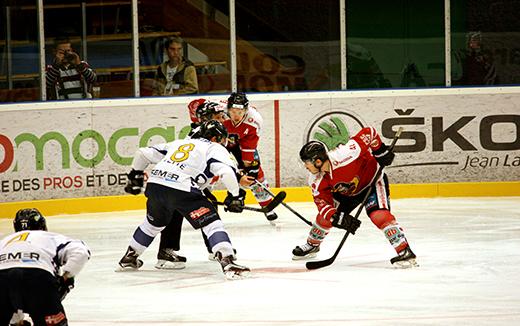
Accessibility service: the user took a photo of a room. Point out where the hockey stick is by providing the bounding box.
[306,127,403,270]
[253,180,312,226]
[216,190,287,213]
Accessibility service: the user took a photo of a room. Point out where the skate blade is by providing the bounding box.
[392,258,419,269]
[292,252,317,261]
[154,261,186,270]
[224,270,251,280]
[115,264,141,272]
[115,259,143,272]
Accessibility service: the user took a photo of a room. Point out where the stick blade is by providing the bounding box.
[263,191,286,212]
[305,258,333,270]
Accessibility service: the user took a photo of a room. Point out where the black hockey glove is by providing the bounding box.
[124,169,144,195]
[331,212,361,234]
[224,191,245,213]
[373,143,395,167]
[57,276,75,301]
[243,160,260,179]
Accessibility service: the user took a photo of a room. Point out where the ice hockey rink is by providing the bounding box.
[1,197,519,326]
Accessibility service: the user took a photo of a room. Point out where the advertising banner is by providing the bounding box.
[280,93,520,185]
[1,90,519,203]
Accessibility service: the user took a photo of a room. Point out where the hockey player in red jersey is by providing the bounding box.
[223,92,278,223]
[293,127,417,268]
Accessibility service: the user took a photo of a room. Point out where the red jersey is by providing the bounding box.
[308,127,384,222]
[222,106,263,162]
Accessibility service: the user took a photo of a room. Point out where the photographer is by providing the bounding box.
[46,36,97,100]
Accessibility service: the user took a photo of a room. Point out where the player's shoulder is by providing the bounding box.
[328,140,360,163]
[207,142,234,163]
[242,108,262,129]
[246,106,262,120]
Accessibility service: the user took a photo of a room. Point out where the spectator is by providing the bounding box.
[46,37,97,100]
[454,31,498,86]
[152,36,198,96]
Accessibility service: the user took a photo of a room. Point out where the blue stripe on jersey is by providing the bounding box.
[53,241,72,275]
[205,158,237,177]
[207,231,231,249]
[151,147,167,155]
[190,186,203,195]
[133,227,155,247]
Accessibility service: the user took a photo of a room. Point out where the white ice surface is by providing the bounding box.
[1,197,519,326]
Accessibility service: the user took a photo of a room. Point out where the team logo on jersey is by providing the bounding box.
[332,155,353,166]
[332,177,359,195]
[359,134,371,145]
[190,207,211,220]
[304,110,365,150]
[45,312,66,325]
[0,252,40,262]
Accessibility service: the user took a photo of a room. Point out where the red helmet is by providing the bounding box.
[188,98,207,123]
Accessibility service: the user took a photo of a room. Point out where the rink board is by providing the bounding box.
[0,181,519,218]
[0,87,519,206]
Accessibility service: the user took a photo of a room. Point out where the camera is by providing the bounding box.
[64,52,76,63]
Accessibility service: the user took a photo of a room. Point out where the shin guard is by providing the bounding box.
[369,210,409,253]
[307,222,330,246]
[250,178,272,207]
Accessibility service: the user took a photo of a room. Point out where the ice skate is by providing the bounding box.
[155,248,187,270]
[390,247,418,268]
[292,242,320,260]
[216,251,250,280]
[117,246,143,271]
[208,248,237,261]
[265,211,278,225]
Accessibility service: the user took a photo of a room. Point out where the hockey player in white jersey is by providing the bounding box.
[118,120,250,279]
[0,208,91,326]
[151,100,252,269]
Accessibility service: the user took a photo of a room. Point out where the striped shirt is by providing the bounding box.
[46,62,97,100]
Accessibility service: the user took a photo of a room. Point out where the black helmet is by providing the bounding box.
[299,141,328,163]
[200,120,228,143]
[227,92,249,110]
[14,208,47,232]
[196,102,225,122]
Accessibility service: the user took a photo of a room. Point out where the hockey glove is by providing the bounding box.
[331,212,361,234]
[243,160,260,179]
[124,169,144,195]
[224,191,245,213]
[57,275,75,301]
[373,143,395,167]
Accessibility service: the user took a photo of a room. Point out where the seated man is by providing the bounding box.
[152,36,198,96]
